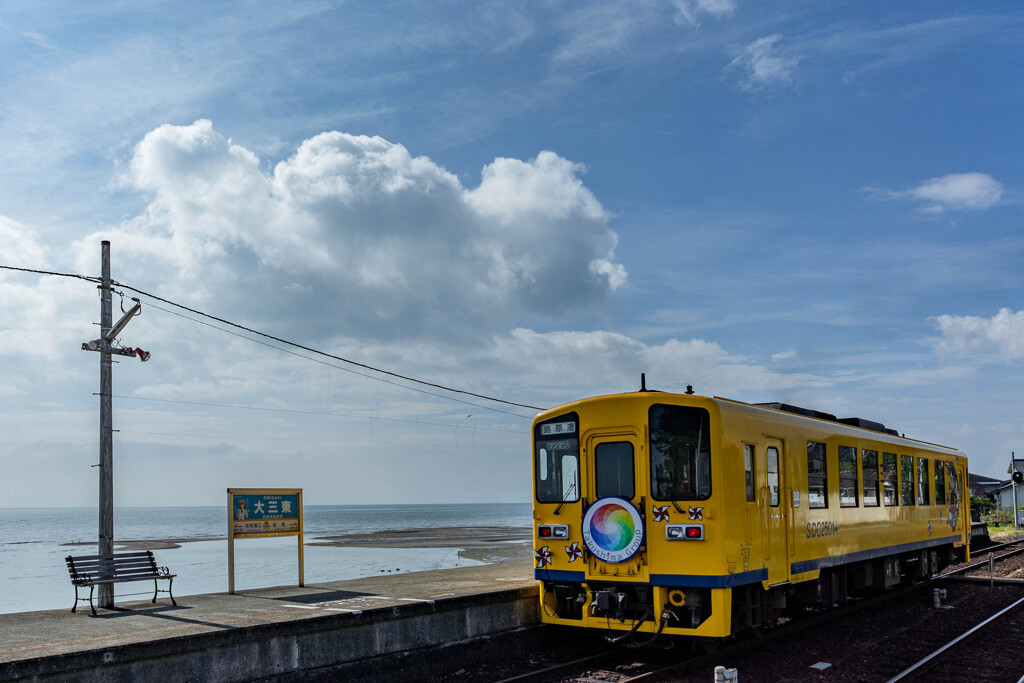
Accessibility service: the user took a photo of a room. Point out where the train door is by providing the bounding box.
[764,438,790,585]
[582,430,649,581]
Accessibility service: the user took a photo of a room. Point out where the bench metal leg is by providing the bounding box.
[88,584,97,616]
[151,578,177,607]
[72,586,79,613]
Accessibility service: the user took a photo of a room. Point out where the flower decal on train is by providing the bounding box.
[565,542,583,563]
[535,546,552,569]
[688,506,704,521]
[947,481,960,531]
[581,497,644,563]
[653,505,670,522]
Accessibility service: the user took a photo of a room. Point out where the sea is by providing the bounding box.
[0,503,531,615]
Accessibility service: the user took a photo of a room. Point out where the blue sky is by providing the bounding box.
[1,1,1021,507]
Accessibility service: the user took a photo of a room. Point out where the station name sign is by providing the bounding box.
[227,488,304,593]
[229,490,301,537]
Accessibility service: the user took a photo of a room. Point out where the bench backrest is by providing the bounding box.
[65,551,159,583]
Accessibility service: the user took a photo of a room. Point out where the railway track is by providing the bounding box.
[885,593,1024,682]
[486,576,1024,682]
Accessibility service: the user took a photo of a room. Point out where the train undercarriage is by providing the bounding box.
[543,543,968,642]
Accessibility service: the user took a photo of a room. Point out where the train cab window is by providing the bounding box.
[900,455,915,506]
[649,404,712,501]
[744,444,756,502]
[838,445,858,507]
[917,458,930,505]
[807,441,828,509]
[882,452,898,506]
[595,442,635,499]
[862,449,879,507]
[767,446,780,507]
[535,414,580,504]
[934,462,947,505]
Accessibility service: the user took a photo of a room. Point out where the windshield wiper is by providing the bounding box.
[554,479,577,516]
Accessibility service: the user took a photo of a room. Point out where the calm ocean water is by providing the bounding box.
[0,503,531,615]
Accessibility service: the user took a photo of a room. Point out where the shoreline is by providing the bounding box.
[59,525,533,561]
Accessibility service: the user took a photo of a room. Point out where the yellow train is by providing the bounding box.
[532,387,970,640]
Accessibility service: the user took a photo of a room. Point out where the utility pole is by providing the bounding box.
[98,241,114,607]
[1013,452,1023,529]
[81,240,150,609]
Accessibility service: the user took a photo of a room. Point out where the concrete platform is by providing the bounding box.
[0,561,538,681]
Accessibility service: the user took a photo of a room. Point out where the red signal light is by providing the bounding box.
[539,527,552,537]
[685,526,702,539]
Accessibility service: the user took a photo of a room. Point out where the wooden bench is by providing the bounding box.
[65,551,176,615]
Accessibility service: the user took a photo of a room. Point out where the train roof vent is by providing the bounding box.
[838,417,899,436]
[755,402,837,421]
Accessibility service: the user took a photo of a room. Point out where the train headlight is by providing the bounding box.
[538,524,570,539]
[665,524,704,541]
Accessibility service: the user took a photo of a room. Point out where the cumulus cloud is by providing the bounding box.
[672,0,736,27]
[0,218,94,364]
[727,35,800,92]
[96,120,626,343]
[932,308,1024,360]
[489,328,828,402]
[0,216,47,267]
[863,173,1002,213]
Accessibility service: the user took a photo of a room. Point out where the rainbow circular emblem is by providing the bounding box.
[581,497,645,563]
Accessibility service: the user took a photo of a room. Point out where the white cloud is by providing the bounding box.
[909,173,1003,213]
[672,0,736,27]
[932,308,1024,360]
[727,35,800,92]
[864,173,1003,213]
[772,349,798,361]
[90,120,627,343]
[0,216,47,267]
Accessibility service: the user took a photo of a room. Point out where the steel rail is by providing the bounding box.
[939,541,1024,578]
[885,594,1024,683]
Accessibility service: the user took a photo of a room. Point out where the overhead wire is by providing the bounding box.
[112,394,522,433]
[1,262,547,416]
[142,301,533,419]
[114,281,545,413]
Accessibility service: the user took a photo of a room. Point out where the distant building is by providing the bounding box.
[970,472,1004,500]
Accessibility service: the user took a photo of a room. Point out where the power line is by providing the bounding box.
[116,428,522,456]
[114,281,545,412]
[113,394,524,433]
[0,264,100,284]
[142,301,533,419]
[0,262,546,414]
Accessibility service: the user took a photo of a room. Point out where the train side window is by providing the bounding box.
[934,462,947,505]
[649,404,712,501]
[882,452,898,506]
[917,457,929,505]
[862,449,879,507]
[767,446,780,507]
[900,455,915,506]
[595,442,635,499]
[838,445,858,507]
[744,444,756,502]
[807,441,828,509]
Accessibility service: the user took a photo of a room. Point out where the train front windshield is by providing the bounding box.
[535,414,580,503]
